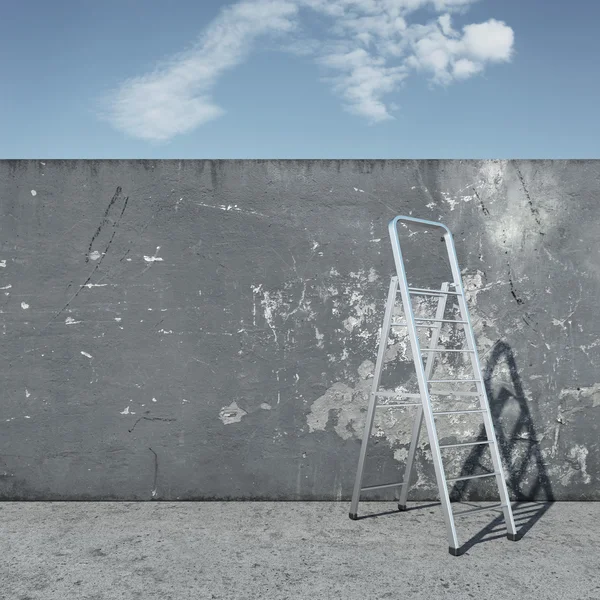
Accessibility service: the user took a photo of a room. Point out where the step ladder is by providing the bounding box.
[349,216,519,556]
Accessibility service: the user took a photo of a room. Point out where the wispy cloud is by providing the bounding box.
[100,0,299,141]
[101,0,514,141]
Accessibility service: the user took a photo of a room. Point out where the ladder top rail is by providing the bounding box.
[389,215,452,237]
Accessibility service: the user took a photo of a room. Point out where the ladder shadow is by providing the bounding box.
[351,502,441,520]
[447,340,555,554]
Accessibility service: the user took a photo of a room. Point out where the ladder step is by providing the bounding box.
[408,287,463,297]
[439,440,494,449]
[428,379,480,383]
[421,348,474,353]
[446,472,499,483]
[415,318,468,324]
[361,481,407,492]
[433,409,485,415]
[374,391,421,398]
[376,403,421,408]
[452,503,506,517]
[390,322,436,329]
[429,390,481,396]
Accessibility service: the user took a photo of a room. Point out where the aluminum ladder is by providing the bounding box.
[349,215,519,556]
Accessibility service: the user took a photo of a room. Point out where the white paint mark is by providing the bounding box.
[21,302,29,309]
[260,403,272,410]
[115,317,122,322]
[144,246,163,262]
[315,327,324,349]
[157,329,173,334]
[0,261,6,268]
[276,371,281,404]
[219,401,247,424]
[151,489,158,498]
[31,190,37,196]
[195,201,267,218]
[85,283,107,288]
[65,317,81,325]
[24,415,31,419]
[25,389,30,398]
[152,397,157,403]
[312,241,319,251]
[120,406,130,415]
[89,250,101,261]
[0,284,11,289]
[81,351,92,359]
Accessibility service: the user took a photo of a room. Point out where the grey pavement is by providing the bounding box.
[0,501,598,599]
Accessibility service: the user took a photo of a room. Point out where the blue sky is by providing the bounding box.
[1,0,599,158]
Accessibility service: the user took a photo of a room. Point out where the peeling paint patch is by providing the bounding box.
[120,406,131,415]
[260,403,272,410]
[560,384,600,408]
[569,446,592,484]
[219,401,247,424]
[89,250,101,261]
[65,317,81,325]
[21,302,29,309]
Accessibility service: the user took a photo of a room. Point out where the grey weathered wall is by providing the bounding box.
[0,160,598,501]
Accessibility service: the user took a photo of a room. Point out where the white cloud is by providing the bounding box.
[101,0,298,141]
[101,0,514,141]
[405,15,514,84]
[319,47,407,121]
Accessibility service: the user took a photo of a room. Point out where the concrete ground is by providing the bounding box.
[0,501,598,600]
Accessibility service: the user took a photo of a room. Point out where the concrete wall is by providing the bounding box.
[0,160,598,501]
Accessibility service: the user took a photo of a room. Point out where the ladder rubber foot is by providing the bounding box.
[448,547,464,557]
[349,513,358,520]
[398,504,407,512]
[507,533,520,541]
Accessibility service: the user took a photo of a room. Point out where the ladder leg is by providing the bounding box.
[389,230,460,551]
[349,276,399,520]
[398,283,449,510]
[444,234,518,541]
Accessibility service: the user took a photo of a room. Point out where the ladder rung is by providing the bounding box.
[408,287,463,297]
[415,318,468,324]
[453,503,506,517]
[446,472,499,483]
[374,391,421,398]
[433,409,485,415]
[361,481,407,492]
[390,322,435,329]
[428,379,479,383]
[421,348,474,353]
[376,403,421,408]
[429,390,480,396]
[439,440,494,449]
